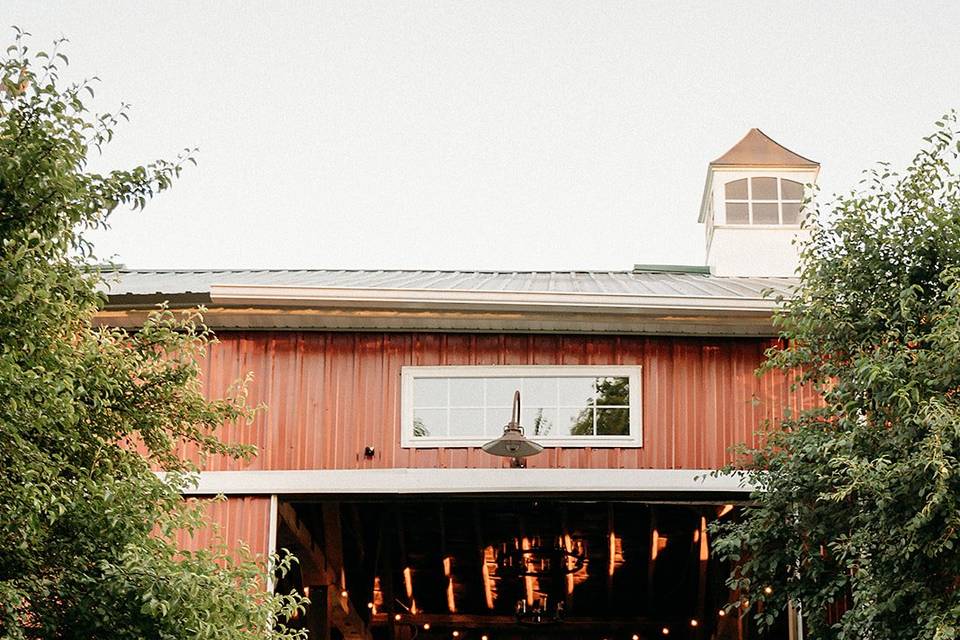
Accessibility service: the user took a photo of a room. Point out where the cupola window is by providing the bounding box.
[724,177,804,225]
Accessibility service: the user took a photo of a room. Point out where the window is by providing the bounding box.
[400,366,642,448]
[724,177,804,225]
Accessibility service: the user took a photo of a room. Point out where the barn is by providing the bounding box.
[99,130,818,640]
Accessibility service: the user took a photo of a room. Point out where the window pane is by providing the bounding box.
[724,178,747,200]
[449,378,483,407]
[752,202,779,224]
[559,406,594,436]
[782,202,801,224]
[751,177,778,200]
[596,408,630,436]
[485,405,513,436]
[781,179,804,200]
[485,378,522,406]
[594,377,629,405]
[414,378,446,407]
[523,377,557,407]
[414,408,446,437]
[449,408,483,437]
[558,377,596,407]
[726,202,749,224]
[522,407,557,437]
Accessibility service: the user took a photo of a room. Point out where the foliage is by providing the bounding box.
[0,29,306,639]
[712,113,960,639]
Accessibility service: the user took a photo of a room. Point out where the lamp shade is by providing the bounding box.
[481,426,544,458]
[481,389,544,460]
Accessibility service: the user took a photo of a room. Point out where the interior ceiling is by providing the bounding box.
[279,498,781,640]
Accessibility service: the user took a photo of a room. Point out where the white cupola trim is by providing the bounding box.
[699,129,820,277]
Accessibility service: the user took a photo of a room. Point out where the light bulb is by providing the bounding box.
[423,623,431,630]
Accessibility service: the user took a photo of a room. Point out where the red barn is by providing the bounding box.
[99,130,818,640]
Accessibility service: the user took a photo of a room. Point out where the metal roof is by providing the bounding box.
[101,268,797,301]
[710,128,819,168]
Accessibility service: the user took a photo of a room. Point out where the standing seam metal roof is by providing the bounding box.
[100,269,797,300]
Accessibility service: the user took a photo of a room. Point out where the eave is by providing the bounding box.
[98,284,782,336]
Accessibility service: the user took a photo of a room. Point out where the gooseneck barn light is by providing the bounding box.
[481,390,544,465]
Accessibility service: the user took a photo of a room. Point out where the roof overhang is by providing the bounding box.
[97,283,782,336]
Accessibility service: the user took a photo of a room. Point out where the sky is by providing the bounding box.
[7,1,960,271]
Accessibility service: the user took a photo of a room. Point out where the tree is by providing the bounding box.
[712,113,960,639]
[0,30,305,638]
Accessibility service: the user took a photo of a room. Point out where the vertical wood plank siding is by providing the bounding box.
[184,332,814,471]
[173,496,273,558]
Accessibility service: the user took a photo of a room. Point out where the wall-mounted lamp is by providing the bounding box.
[481,390,543,467]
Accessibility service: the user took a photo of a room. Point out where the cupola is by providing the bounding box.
[698,129,819,277]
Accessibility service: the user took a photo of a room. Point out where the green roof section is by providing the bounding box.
[632,264,711,274]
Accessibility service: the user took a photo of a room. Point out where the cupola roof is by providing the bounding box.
[710,128,818,168]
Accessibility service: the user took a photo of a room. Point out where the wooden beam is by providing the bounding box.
[277,502,371,640]
[439,504,457,614]
[370,612,683,630]
[473,505,494,610]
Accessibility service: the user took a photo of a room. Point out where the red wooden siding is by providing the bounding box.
[184,332,815,471]
[174,496,273,558]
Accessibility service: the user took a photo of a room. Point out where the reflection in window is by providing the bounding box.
[403,368,640,446]
[723,177,804,225]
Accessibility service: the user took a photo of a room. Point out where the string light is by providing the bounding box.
[481,635,489,640]
[718,608,726,617]
[367,602,374,609]
[661,627,670,635]
[340,589,348,598]
[394,614,402,622]
[452,631,460,638]
[690,619,699,627]
[632,635,640,640]
[423,623,431,630]
[763,586,773,595]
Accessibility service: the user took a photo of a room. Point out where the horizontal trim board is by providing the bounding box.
[172,469,752,496]
[209,284,779,313]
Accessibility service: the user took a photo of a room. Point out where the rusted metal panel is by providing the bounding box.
[180,332,810,472]
[174,496,272,558]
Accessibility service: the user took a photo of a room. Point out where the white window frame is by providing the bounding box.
[723,175,805,226]
[400,365,643,449]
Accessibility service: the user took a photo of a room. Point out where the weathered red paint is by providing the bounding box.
[179,332,814,472]
[174,496,273,558]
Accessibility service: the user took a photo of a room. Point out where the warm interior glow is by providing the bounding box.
[608,532,617,576]
[443,556,457,613]
[563,534,575,595]
[718,504,734,517]
[651,529,668,560]
[482,546,495,609]
[521,537,534,606]
[698,516,709,561]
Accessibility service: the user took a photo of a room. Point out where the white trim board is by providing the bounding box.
[174,469,752,496]
[209,284,778,314]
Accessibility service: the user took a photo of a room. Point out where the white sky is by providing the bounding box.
[8,1,960,270]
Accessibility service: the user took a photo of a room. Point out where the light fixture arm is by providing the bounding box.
[511,389,521,429]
